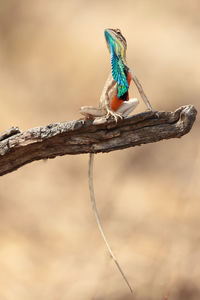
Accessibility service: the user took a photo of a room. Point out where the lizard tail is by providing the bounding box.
[88,153,133,293]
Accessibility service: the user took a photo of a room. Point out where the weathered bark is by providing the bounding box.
[0,105,197,176]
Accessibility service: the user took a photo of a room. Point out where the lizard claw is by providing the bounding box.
[106,108,123,123]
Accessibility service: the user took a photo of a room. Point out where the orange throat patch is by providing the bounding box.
[110,71,131,112]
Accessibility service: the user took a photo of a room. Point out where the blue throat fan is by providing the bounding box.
[111,49,129,98]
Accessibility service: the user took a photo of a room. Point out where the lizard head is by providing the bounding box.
[104,28,127,62]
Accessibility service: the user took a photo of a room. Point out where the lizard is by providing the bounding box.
[80,28,153,121]
[80,28,154,294]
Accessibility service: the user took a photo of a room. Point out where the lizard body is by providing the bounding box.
[81,29,154,294]
[80,28,153,120]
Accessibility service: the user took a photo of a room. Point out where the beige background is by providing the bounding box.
[0,1,199,299]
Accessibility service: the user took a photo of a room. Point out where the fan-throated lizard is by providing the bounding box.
[80,28,154,294]
[80,28,153,120]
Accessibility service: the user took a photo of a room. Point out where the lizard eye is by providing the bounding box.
[115,29,121,34]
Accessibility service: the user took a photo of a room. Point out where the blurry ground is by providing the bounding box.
[0,0,200,299]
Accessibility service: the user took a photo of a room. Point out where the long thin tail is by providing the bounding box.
[88,153,133,293]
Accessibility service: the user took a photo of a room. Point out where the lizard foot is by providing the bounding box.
[106,108,123,123]
[145,108,159,118]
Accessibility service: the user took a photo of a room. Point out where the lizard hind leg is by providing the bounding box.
[80,106,106,118]
[116,98,139,117]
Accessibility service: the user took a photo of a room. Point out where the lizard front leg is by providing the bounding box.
[129,68,154,111]
[102,74,124,122]
[79,74,117,120]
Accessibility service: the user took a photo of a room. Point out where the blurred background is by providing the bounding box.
[0,0,199,299]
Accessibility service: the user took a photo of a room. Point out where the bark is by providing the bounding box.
[0,105,197,176]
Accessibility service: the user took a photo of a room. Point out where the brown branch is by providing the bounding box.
[0,105,197,176]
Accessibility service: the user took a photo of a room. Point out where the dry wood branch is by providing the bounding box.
[0,105,197,176]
